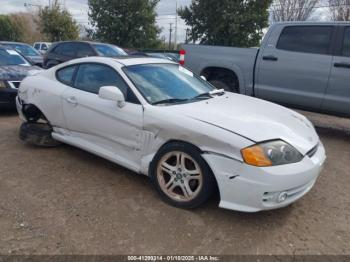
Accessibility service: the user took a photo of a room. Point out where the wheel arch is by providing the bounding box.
[22,103,49,123]
[200,66,240,92]
[148,139,220,197]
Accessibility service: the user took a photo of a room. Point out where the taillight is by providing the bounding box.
[179,49,186,65]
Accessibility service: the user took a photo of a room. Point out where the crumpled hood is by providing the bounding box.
[0,65,41,80]
[165,93,319,155]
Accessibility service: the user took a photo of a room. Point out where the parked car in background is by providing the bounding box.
[33,42,51,54]
[43,41,127,69]
[16,56,325,212]
[183,22,350,117]
[123,48,148,56]
[0,46,41,109]
[0,41,43,67]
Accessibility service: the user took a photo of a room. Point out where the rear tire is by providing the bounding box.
[150,142,215,209]
[19,122,61,147]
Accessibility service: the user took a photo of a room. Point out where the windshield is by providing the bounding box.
[123,64,215,105]
[93,44,127,57]
[0,49,30,66]
[4,43,40,56]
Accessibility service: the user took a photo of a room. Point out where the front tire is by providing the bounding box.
[150,142,215,209]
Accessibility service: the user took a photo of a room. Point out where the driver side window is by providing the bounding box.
[73,63,139,104]
[74,63,127,95]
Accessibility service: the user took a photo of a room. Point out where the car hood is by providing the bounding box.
[163,93,319,155]
[0,65,41,80]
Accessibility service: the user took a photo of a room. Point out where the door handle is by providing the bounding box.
[334,62,350,69]
[66,97,78,105]
[263,55,278,61]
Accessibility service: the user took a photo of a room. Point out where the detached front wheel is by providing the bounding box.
[150,143,215,209]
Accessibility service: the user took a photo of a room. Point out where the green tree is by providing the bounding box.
[37,0,79,42]
[88,0,161,48]
[179,0,272,47]
[0,15,23,41]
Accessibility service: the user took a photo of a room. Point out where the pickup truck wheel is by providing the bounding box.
[209,80,238,93]
[19,122,61,147]
[150,142,216,209]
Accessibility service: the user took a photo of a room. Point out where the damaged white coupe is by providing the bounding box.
[16,57,326,212]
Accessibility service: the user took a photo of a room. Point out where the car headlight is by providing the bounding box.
[0,81,7,89]
[241,140,303,167]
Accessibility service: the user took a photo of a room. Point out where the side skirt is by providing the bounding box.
[52,132,141,174]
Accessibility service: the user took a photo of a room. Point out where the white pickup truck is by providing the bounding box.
[183,22,350,117]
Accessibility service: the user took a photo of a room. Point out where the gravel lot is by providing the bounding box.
[0,110,349,255]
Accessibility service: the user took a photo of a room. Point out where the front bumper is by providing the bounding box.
[0,88,18,109]
[203,142,326,212]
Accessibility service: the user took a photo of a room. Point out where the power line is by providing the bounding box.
[157,13,177,16]
[270,3,350,12]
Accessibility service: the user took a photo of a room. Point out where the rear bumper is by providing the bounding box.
[0,88,17,109]
[203,142,326,212]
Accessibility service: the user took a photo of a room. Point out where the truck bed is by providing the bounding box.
[183,44,259,95]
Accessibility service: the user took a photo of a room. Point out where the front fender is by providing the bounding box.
[139,106,253,175]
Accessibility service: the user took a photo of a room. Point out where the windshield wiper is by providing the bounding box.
[191,89,225,100]
[152,98,189,105]
[152,89,225,105]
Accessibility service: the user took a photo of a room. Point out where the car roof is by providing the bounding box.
[62,56,177,67]
[53,41,116,46]
[113,56,177,66]
[0,41,29,45]
[0,44,15,50]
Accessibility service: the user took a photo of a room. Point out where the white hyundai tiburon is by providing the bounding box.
[16,57,326,212]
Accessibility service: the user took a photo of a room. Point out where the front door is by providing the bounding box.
[61,63,144,170]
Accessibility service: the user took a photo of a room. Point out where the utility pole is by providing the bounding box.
[185,28,190,44]
[174,0,178,50]
[162,36,166,50]
[169,23,173,50]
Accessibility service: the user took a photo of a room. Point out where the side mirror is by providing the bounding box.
[200,75,207,81]
[99,86,126,108]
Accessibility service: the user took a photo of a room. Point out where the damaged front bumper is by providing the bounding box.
[203,142,326,212]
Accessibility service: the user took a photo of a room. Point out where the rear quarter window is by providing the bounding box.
[56,65,77,85]
[52,43,75,56]
[277,26,334,55]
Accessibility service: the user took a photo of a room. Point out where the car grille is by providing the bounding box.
[7,81,21,89]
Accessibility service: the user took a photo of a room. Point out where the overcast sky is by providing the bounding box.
[0,0,191,43]
[1,0,330,43]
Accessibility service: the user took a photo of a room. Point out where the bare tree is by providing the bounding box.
[329,0,350,21]
[271,0,320,22]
